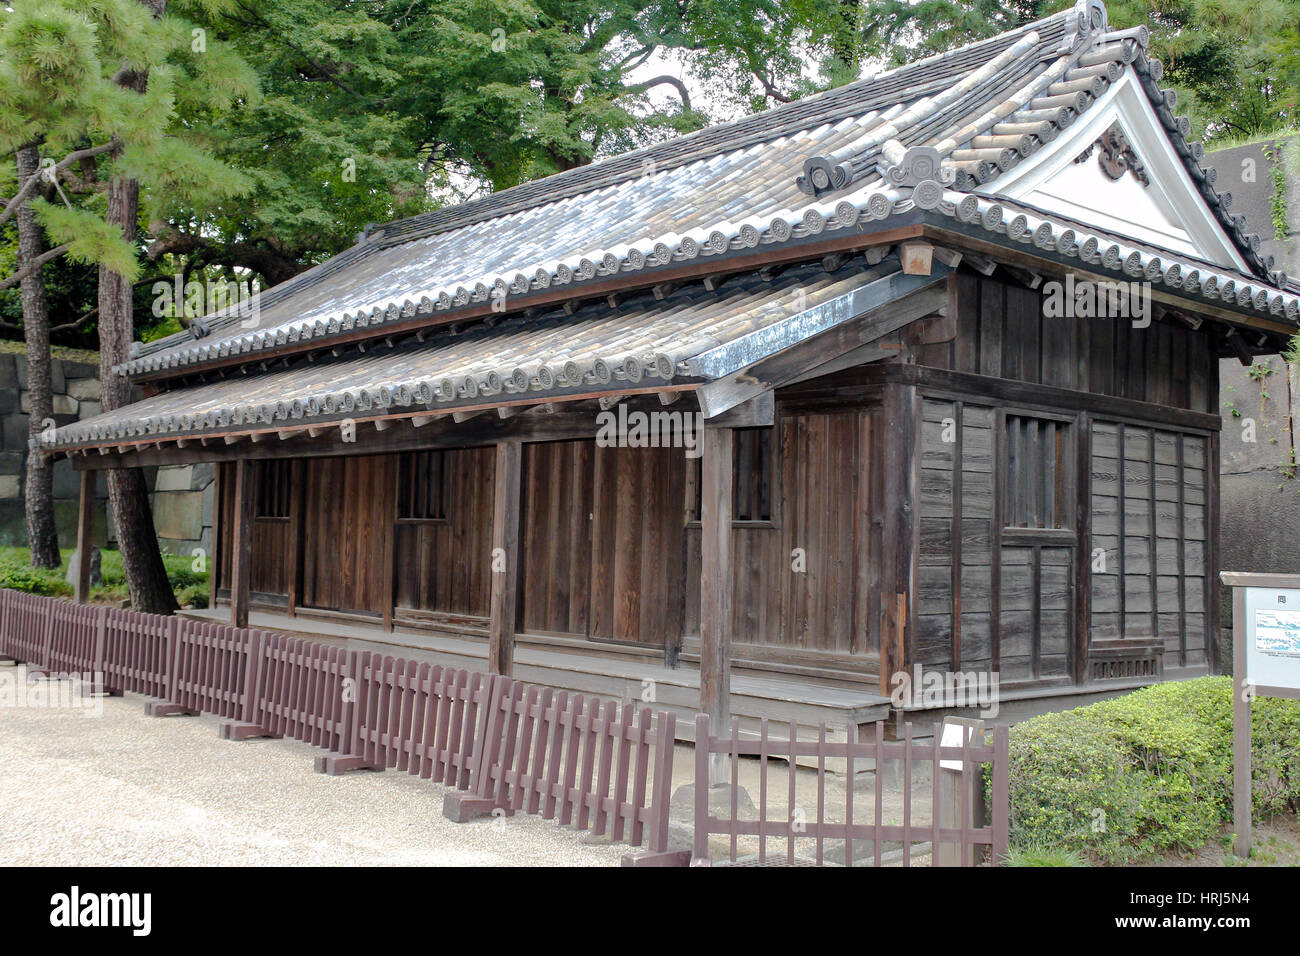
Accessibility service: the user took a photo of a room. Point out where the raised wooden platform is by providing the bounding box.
[183,607,892,740]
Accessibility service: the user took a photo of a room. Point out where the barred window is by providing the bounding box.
[397,450,448,521]
[687,427,776,524]
[1003,414,1073,529]
[255,460,293,519]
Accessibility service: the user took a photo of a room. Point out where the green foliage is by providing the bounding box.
[870,1,1300,144]
[1264,142,1290,239]
[174,583,209,609]
[0,546,207,605]
[31,199,142,281]
[1003,843,1088,866]
[0,549,72,597]
[0,0,257,348]
[1000,678,1300,863]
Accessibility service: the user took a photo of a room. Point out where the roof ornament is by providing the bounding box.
[882,146,956,189]
[1073,121,1150,186]
[1061,0,1108,50]
[796,156,851,196]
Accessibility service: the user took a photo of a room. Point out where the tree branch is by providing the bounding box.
[622,74,693,112]
[0,140,118,229]
[0,244,71,292]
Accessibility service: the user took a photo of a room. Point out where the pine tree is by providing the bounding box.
[0,0,254,612]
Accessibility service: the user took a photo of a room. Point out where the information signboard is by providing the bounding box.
[1221,572,1300,859]
[1242,586,1300,691]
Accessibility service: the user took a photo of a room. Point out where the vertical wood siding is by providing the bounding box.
[937,273,1216,413]
[682,408,880,660]
[1089,422,1208,665]
[299,454,397,616]
[392,445,495,617]
[520,440,685,647]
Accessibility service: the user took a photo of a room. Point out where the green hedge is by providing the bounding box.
[1002,677,1300,863]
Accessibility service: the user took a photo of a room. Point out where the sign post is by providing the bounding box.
[1221,571,1300,859]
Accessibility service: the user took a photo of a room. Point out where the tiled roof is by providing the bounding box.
[54,260,936,447]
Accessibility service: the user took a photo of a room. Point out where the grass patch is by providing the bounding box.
[0,546,208,607]
[1003,844,1088,867]
[0,337,99,366]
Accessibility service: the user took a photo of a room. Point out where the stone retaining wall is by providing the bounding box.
[0,350,212,556]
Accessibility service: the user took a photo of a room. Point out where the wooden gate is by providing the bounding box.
[691,715,1008,867]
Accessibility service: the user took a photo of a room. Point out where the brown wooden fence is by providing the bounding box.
[232,634,356,751]
[456,677,680,856]
[691,714,1008,866]
[320,654,488,791]
[0,589,680,861]
[0,589,1007,868]
[102,606,173,698]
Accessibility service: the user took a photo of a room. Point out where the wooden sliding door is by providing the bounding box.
[299,454,397,617]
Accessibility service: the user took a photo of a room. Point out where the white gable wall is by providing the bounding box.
[993,73,1250,272]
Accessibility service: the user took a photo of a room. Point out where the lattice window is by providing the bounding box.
[1003,414,1073,530]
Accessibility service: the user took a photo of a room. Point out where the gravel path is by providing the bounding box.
[0,666,625,867]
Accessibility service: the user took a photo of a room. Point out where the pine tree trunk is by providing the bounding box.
[98,166,177,614]
[15,146,61,569]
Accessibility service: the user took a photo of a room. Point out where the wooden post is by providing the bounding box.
[699,425,733,785]
[381,457,397,632]
[209,463,222,609]
[1073,411,1092,684]
[229,458,255,629]
[879,383,917,695]
[286,459,303,617]
[1232,582,1251,858]
[74,470,95,604]
[488,439,523,676]
[936,717,983,866]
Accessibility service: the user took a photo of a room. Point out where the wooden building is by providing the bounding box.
[43,2,1299,730]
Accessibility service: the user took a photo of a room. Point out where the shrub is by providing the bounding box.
[1001,677,1300,863]
[175,583,209,609]
[0,546,207,605]
[0,552,71,597]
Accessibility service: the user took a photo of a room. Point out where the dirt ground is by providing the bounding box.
[0,665,625,867]
[1148,816,1300,867]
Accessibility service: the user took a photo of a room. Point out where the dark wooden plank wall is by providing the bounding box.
[682,408,880,662]
[299,454,397,616]
[393,446,494,617]
[914,395,1211,684]
[215,401,887,670]
[216,460,293,600]
[931,273,1217,413]
[1089,422,1208,666]
[520,440,686,647]
[916,399,998,674]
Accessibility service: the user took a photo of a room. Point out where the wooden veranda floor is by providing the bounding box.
[182,607,892,739]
